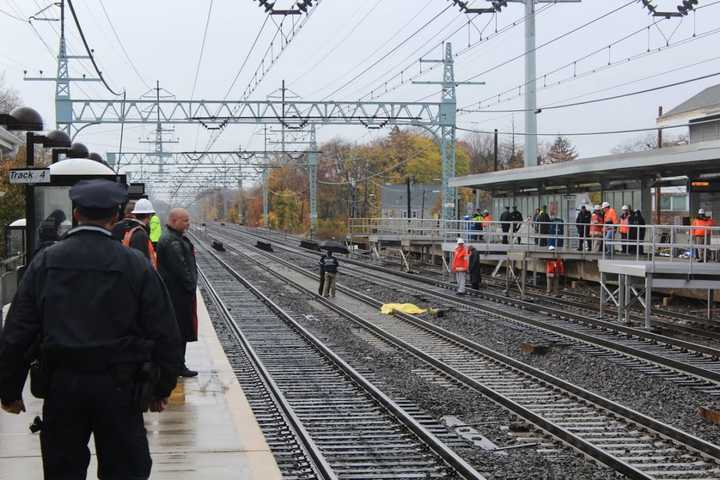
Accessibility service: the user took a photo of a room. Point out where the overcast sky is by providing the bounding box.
[1,0,719,196]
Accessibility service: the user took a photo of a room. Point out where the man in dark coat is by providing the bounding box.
[468,245,482,290]
[157,208,199,378]
[0,179,182,480]
[629,209,646,256]
[575,205,592,251]
[510,206,523,243]
[112,198,157,263]
[537,206,551,247]
[499,206,512,244]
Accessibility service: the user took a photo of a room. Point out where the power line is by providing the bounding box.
[0,6,25,22]
[65,0,121,96]
[462,0,637,83]
[222,14,270,101]
[190,0,214,101]
[321,4,453,100]
[460,71,720,113]
[97,0,151,91]
[457,116,720,137]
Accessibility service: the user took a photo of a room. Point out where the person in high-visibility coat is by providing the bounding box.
[546,246,564,295]
[691,209,714,260]
[618,205,631,254]
[589,205,604,252]
[149,214,162,247]
[451,238,469,295]
[602,202,618,255]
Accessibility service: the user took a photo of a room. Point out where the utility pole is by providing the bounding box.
[505,0,582,167]
[263,125,269,227]
[493,128,499,171]
[656,105,663,224]
[406,176,412,219]
[308,125,318,237]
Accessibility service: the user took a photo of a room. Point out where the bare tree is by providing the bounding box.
[0,73,21,113]
[611,133,689,154]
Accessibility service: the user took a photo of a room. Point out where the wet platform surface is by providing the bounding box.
[0,292,281,480]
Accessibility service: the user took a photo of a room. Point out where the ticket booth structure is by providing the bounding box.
[12,158,126,265]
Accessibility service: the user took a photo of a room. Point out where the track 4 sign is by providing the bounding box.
[8,168,51,184]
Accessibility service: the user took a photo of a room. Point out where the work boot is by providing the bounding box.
[180,367,198,378]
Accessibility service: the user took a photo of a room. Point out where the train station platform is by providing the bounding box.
[0,291,281,480]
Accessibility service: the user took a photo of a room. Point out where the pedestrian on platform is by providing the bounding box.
[157,208,199,378]
[149,213,162,248]
[0,179,182,480]
[510,206,523,244]
[500,206,512,244]
[537,206,551,247]
[481,209,494,242]
[629,208,646,256]
[602,202,618,256]
[590,205,604,252]
[472,209,483,241]
[691,209,714,261]
[451,238,469,295]
[575,205,591,251]
[619,205,631,254]
[320,251,339,298]
[532,208,541,245]
[318,251,327,295]
[468,245,482,290]
[113,198,158,267]
[545,246,564,296]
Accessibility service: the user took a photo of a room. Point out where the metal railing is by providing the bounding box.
[348,218,720,264]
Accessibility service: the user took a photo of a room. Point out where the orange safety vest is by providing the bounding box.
[619,215,630,234]
[122,225,158,268]
[604,208,618,225]
[546,259,565,277]
[691,217,714,237]
[452,245,469,272]
[590,213,603,235]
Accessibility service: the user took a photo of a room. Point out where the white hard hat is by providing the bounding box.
[548,245,555,251]
[593,204,600,210]
[132,198,156,214]
[621,205,629,211]
[602,202,610,208]
[699,208,706,215]
[457,237,465,244]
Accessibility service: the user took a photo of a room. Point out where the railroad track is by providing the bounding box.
[197,229,720,480]
[211,225,720,393]
[240,225,720,341]
[196,240,486,480]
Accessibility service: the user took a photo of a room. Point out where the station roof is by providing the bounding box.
[449,140,720,192]
[658,83,720,126]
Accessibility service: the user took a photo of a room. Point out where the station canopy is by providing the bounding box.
[449,140,720,194]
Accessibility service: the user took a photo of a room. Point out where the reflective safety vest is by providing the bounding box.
[590,213,603,235]
[149,214,162,243]
[619,215,630,234]
[481,214,494,228]
[122,226,158,269]
[604,208,618,225]
[452,245,469,272]
[691,217,714,237]
[546,259,565,278]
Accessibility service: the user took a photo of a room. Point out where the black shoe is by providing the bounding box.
[180,368,198,378]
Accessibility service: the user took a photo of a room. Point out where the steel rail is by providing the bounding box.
[231,226,720,369]
[197,267,337,480]
[195,237,487,480]
[204,230,720,479]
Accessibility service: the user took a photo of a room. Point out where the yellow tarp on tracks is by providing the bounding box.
[380,303,427,315]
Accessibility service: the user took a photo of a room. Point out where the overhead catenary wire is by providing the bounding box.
[457,116,720,137]
[0,6,25,22]
[97,0,151,91]
[460,71,720,113]
[65,0,122,96]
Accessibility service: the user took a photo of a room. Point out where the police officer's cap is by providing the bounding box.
[70,179,128,209]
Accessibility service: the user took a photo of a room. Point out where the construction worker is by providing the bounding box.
[602,201,618,255]
[619,205,631,254]
[149,213,162,248]
[546,245,564,295]
[451,238,469,295]
[472,209,483,241]
[481,209,494,242]
[590,205,604,252]
[115,198,158,267]
[691,209,714,260]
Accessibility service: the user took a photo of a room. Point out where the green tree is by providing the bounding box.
[545,136,578,164]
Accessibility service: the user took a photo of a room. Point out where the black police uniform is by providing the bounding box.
[0,180,183,480]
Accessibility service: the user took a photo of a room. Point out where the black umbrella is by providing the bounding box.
[319,240,349,254]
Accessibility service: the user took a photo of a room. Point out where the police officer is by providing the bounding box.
[0,179,183,479]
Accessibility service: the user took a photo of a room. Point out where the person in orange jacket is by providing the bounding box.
[451,237,469,295]
[618,205,631,254]
[691,209,714,260]
[546,246,564,295]
[602,201,618,255]
[589,205,604,252]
